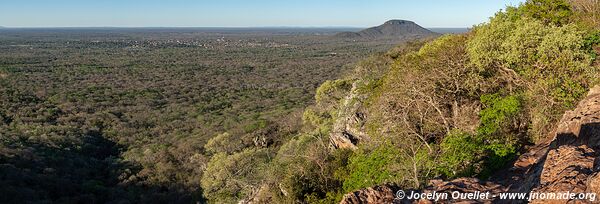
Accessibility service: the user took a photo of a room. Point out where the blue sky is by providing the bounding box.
[0,0,525,28]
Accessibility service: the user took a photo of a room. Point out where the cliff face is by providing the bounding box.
[329,81,369,149]
[340,85,600,204]
[525,85,600,203]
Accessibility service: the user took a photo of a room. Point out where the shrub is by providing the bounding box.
[521,0,573,25]
[477,93,522,137]
[583,31,600,60]
[468,8,597,140]
[200,148,271,203]
[437,93,523,179]
[438,130,483,178]
[477,93,521,170]
[204,132,244,155]
[341,144,402,192]
[266,132,350,203]
[315,79,352,104]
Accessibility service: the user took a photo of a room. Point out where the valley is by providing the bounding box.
[3,1,600,204]
[0,26,433,203]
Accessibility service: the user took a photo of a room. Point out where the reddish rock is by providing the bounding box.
[587,173,600,197]
[340,185,399,204]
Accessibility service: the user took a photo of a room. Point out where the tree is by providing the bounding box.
[201,148,271,203]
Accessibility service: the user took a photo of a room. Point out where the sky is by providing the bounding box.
[0,0,525,28]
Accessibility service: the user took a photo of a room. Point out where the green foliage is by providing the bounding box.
[302,107,334,134]
[468,5,597,140]
[438,130,483,178]
[243,119,268,133]
[302,79,355,137]
[477,93,521,176]
[584,32,600,50]
[478,94,522,137]
[481,143,517,173]
[520,0,573,25]
[315,79,352,104]
[467,13,516,70]
[550,78,587,108]
[417,34,458,56]
[200,148,271,204]
[437,92,522,179]
[341,144,402,192]
[583,31,600,60]
[268,133,350,203]
[204,132,244,155]
[468,8,589,74]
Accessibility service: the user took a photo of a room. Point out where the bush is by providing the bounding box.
[341,144,402,192]
[204,132,244,155]
[583,31,600,60]
[437,93,523,179]
[521,0,573,25]
[468,7,597,140]
[315,79,352,104]
[266,132,350,203]
[200,148,271,203]
[301,107,333,134]
[438,130,483,178]
[477,94,522,176]
[478,93,522,137]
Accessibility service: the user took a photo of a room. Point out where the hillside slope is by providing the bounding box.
[341,85,600,203]
[236,0,600,203]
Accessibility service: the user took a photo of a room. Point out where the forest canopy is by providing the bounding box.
[2,0,600,203]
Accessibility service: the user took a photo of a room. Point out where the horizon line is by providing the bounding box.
[0,26,469,29]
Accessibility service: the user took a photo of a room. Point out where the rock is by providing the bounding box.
[587,173,600,197]
[419,178,505,203]
[340,185,400,204]
[330,131,361,149]
[330,81,370,149]
[339,179,504,204]
[526,85,600,204]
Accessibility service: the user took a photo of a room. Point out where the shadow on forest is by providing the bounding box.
[0,129,199,204]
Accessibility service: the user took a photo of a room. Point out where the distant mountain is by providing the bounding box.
[335,20,436,39]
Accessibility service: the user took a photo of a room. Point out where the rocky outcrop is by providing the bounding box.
[340,179,505,204]
[330,81,369,149]
[420,178,506,204]
[526,85,600,203]
[340,185,400,204]
[340,86,600,204]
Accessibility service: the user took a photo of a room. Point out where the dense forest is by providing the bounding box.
[2,0,600,203]
[0,29,408,203]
